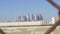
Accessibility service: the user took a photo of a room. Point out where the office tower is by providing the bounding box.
[31,14,35,21]
[27,13,31,21]
[22,16,27,21]
[16,16,21,22]
[36,13,43,21]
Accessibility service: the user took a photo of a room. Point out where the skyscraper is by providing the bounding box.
[16,16,21,22]
[36,13,43,21]
[22,16,27,21]
[31,14,35,21]
[27,13,31,21]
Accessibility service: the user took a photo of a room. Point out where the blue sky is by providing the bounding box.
[0,0,60,21]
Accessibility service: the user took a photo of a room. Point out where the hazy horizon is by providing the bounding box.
[0,0,60,21]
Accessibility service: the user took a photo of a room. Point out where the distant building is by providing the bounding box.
[0,16,59,26]
[16,13,43,22]
[22,16,27,22]
[36,13,43,21]
[41,20,52,25]
[27,13,31,21]
[30,14,35,21]
[51,16,59,24]
[16,16,21,22]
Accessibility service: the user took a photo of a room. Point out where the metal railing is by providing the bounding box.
[45,0,60,34]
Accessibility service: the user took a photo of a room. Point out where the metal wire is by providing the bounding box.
[45,0,60,34]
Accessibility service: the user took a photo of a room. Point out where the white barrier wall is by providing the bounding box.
[0,21,43,26]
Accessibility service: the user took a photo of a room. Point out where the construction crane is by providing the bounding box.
[45,0,60,34]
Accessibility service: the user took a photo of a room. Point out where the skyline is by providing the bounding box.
[0,0,60,21]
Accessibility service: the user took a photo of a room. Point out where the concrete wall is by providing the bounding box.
[0,21,42,26]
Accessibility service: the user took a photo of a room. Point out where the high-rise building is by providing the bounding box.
[22,16,27,21]
[16,16,21,22]
[36,13,43,21]
[31,14,35,21]
[27,13,31,21]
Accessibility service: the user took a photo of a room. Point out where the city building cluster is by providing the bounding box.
[0,16,59,26]
[16,13,43,22]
